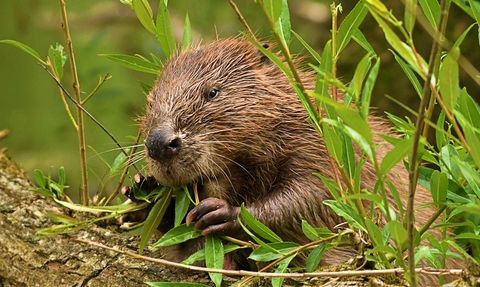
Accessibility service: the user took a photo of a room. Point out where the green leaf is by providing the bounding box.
[272,254,295,287]
[367,4,427,78]
[337,1,369,54]
[414,246,441,267]
[156,0,176,57]
[315,173,341,200]
[48,43,66,79]
[381,137,414,174]
[405,0,418,36]
[139,81,153,95]
[244,34,292,78]
[151,224,202,248]
[0,40,47,65]
[439,47,460,113]
[99,54,161,74]
[455,158,480,198]
[34,187,55,198]
[175,186,191,227]
[361,56,380,118]
[365,218,384,247]
[52,198,137,213]
[459,87,480,128]
[352,28,375,54]
[275,0,291,46]
[440,144,461,179]
[301,220,319,241]
[110,151,127,176]
[306,244,326,272]
[458,116,480,169]
[337,107,373,144]
[262,0,283,22]
[34,169,47,188]
[43,212,77,224]
[182,244,241,265]
[181,13,192,51]
[418,0,440,29]
[205,236,223,287]
[386,220,407,247]
[140,188,172,253]
[352,52,372,103]
[435,110,446,150]
[391,49,423,98]
[237,216,280,254]
[119,0,133,8]
[315,41,333,107]
[240,204,282,243]
[322,122,343,163]
[248,242,298,261]
[293,31,322,64]
[58,166,66,187]
[323,200,366,231]
[453,23,476,49]
[147,283,211,287]
[467,0,480,26]
[386,180,404,219]
[132,0,156,34]
[430,170,448,203]
[341,130,356,179]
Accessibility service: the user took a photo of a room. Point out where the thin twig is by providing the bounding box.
[82,74,111,105]
[47,57,78,130]
[405,0,449,285]
[59,0,89,205]
[104,129,142,206]
[39,64,139,173]
[228,0,256,40]
[74,238,464,279]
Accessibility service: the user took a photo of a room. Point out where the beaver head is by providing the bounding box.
[141,39,304,190]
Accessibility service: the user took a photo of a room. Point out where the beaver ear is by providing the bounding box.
[257,43,272,66]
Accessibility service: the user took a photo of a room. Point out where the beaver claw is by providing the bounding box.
[119,173,166,225]
[186,197,241,236]
[122,173,159,202]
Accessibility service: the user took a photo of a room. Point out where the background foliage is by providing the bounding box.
[1,0,480,286]
[1,1,478,195]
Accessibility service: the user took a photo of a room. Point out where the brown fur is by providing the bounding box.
[141,38,462,284]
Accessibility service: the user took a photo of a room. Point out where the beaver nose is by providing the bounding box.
[145,128,181,162]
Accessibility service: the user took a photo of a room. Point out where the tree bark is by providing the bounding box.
[0,149,215,287]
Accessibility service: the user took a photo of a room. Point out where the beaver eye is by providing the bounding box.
[207,88,220,101]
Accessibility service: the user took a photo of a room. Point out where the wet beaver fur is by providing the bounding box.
[124,38,462,285]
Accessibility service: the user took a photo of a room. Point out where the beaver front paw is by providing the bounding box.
[185,197,242,237]
[118,173,175,232]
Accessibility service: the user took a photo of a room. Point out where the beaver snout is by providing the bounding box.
[145,128,182,162]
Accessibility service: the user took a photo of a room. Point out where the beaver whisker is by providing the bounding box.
[204,156,236,194]
[199,140,264,154]
[197,127,247,137]
[97,144,145,155]
[208,151,252,178]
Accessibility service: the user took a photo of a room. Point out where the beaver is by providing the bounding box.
[122,38,462,284]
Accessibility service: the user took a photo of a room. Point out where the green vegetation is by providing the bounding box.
[2,0,480,286]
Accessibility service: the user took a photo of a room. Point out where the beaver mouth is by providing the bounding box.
[147,156,207,187]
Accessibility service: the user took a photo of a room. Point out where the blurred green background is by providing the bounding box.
[0,0,478,199]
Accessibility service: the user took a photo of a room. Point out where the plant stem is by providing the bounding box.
[40,64,139,171]
[104,129,142,206]
[59,0,89,205]
[47,58,78,130]
[228,0,255,39]
[405,0,449,285]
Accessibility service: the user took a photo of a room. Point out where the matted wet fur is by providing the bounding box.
[131,38,462,285]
